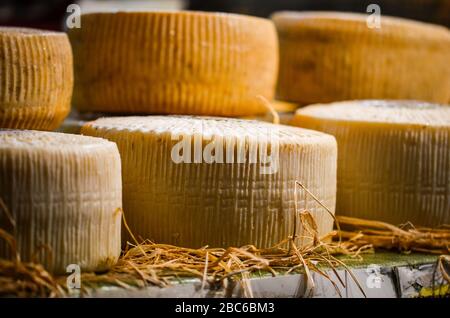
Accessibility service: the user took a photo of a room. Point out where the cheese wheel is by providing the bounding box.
[272,11,450,104]
[82,116,337,248]
[292,100,450,226]
[0,28,73,130]
[0,130,122,274]
[69,11,278,116]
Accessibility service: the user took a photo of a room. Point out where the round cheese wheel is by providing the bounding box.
[272,11,450,105]
[69,11,278,116]
[292,100,450,226]
[82,116,337,248]
[0,130,122,273]
[0,28,73,130]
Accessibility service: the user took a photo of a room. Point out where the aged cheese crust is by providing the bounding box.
[272,11,450,105]
[0,28,73,130]
[69,11,278,116]
[292,100,450,226]
[0,130,122,273]
[82,116,337,248]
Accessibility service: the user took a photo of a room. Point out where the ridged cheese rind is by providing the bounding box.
[272,11,450,105]
[0,28,73,130]
[0,130,122,274]
[82,116,337,248]
[69,11,278,116]
[292,100,450,226]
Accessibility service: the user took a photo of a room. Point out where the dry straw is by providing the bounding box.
[0,197,64,297]
[1,179,449,297]
[336,216,450,255]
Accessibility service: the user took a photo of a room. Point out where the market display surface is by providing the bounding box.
[0,8,449,298]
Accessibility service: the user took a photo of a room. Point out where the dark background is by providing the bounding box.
[0,0,449,31]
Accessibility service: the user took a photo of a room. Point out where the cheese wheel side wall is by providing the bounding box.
[82,121,337,248]
[70,12,278,116]
[293,115,450,226]
[274,13,450,104]
[0,31,73,130]
[0,139,122,274]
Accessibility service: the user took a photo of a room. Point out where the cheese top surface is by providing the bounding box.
[84,116,335,145]
[0,130,114,150]
[0,26,64,37]
[296,101,450,127]
[272,11,450,39]
[81,10,271,25]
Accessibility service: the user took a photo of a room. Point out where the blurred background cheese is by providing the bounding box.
[82,116,337,248]
[69,11,278,117]
[0,130,122,273]
[272,11,450,105]
[292,100,450,227]
[0,28,73,130]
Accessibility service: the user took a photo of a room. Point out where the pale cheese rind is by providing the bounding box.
[292,100,450,226]
[0,130,122,273]
[82,116,337,248]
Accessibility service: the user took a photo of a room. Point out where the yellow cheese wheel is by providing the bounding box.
[292,100,450,226]
[272,11,450,105]
[82,116,337,248]
[69,11,278,116]
[0,28,73,130]
[0,130,122,273]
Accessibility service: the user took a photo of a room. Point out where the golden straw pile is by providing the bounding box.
[1,185,449,298]
[74,209,368,298]
[337,216,450,255]
[0,208,63,297]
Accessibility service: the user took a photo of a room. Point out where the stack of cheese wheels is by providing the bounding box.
[82,116,337,248]
[292,100,450,227]
[0,28,73,130]
[0,130,122,273]
[272,11,450,105]
[69,11,278,116]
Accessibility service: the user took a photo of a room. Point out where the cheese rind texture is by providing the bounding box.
[0,130,122,274]
[292,100,450,226]
[69,11,278,116]
[82,116,337,248]
[272,11,450,105]
[0,28,73,130]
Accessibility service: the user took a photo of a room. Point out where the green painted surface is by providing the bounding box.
[336,251,439,269]
[244,251,440,279]
[79,251,440,288]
